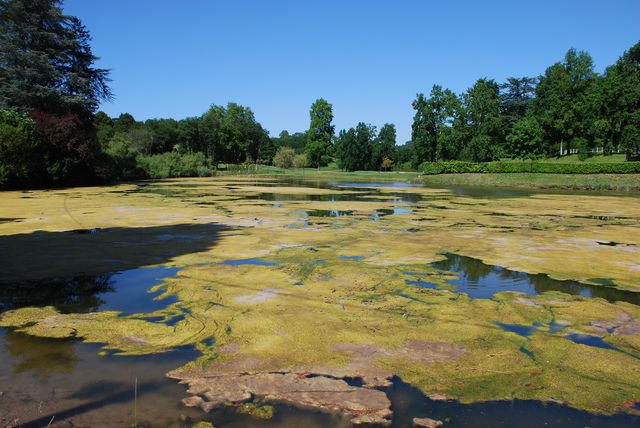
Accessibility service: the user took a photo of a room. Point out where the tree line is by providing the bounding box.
[1,0,639,189]
[410,45,640,165]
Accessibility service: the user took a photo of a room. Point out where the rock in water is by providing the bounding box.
[413,417,444,427]
[170,368,393,425]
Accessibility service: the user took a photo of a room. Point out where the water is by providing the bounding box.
[496,322,541,337]
[419,253,640,305]
[385,378,640,428]
[0,266,180,315]
[2,178,639,427]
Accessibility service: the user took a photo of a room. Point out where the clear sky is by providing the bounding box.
[64,0,639,144]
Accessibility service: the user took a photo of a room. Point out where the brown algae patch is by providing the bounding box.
[1,176,640,419]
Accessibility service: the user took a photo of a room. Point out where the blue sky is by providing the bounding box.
[64,0,639,143]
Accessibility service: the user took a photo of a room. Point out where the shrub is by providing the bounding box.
[104,133,142,180]
[381,157,394,171]
[137,152,213,179]
[394,161,415,172]
[421,160,640,174]
[293,153,307,168]
[273,147,295,168]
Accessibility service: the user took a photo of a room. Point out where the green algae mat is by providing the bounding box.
[1,177,639,424]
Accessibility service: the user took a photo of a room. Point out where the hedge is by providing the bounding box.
[421,161,640,174]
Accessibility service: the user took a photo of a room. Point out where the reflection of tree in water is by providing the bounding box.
[0,275,114,313]
[3,331,78,376]
[433,254,495,282]
[432,253,640,305]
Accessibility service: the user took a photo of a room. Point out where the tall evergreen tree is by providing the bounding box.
[500,77,537,128]
[0,0,111,116]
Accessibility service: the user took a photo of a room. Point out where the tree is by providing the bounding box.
[597,42,640,159]
[0,0,111,116]
[411,86,459,164]
[273,146,295,168]
[31,111,104,184]
[336,123,376,171]
[200,103,269,164]
[94,111,114,148]
[293,153,307,168]
[381,157,394,171]
[0,109,41,187]
[506,116,544,159]
[273,130,307,153]
[372,123,396,170]
[305,98,334,168]
[500,77,537,128]
[103,132,141,180]
[460,78,504,161]
[533,48,596,156]
[0,0,112,186]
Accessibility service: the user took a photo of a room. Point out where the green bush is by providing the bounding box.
[104,132,142,180]
[292,153,307,168]
[0,110,41,188]
[273,146,295,168]
[137,152,213,179]
[421,160,640,174]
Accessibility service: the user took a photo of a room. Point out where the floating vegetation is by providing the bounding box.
[1,176,639,424]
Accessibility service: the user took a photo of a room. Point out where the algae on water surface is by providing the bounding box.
[0,176,639,419]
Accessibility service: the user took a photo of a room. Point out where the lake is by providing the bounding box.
[1,176,639,427]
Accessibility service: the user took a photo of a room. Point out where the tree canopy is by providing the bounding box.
[305,98,334,168]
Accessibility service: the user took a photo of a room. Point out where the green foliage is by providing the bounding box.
[411,86,460,163]
[381,157,394,171]
[0,0,111,116]
[292,153,307,168]
[460,78,504,161]
[335,123,376,171]
[0,109,40,187]
[598,42,640,159]
[273,130,307,153]
[137,152,213,179]
[506,116,544,159]
[372,123,396,170]
[305,98,334,168]
[200,103,269,163]
[273,146,296,168]
[421,160,640,175]
[103,133,142,180]
[532,48,596,155]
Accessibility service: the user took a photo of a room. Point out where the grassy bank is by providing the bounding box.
[214,165,640,192]
[217,164,422,182]
[419,172,640,191]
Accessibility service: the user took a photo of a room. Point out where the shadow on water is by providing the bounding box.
[0,329,207,427]
[423,253,640,305]
[383,377,640,428]
[0,223,230,311]
[0,330,349,428]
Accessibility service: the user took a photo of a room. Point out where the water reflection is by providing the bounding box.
[429,254,640,304]
[3,331,77,376]
[0,266,180,315]
[384,377,640,428]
